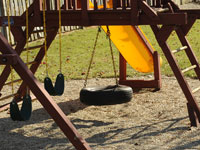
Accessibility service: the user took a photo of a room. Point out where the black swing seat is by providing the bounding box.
[80,85,133,105]
[44,73,65,96]
[10,94,32,121]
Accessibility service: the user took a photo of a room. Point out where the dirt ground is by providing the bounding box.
[1,2,200,150]
[1,75,200,150]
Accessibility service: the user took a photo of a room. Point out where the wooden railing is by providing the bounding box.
[0,0,81,45]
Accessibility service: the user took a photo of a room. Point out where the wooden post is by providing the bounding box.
[119,53,127,81]
[153,51,161,90]
[81,0,89,26]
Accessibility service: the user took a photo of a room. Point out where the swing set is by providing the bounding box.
[0,0,200,149]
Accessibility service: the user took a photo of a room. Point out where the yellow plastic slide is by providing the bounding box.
[101,26,155,73]
[89,0,156,73]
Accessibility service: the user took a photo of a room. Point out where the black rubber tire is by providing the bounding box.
[80,85,133,105]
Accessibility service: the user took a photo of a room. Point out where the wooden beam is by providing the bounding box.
[119,80,161,88]
[0,54,17,65]
[139,0,159,20]
[0,11,187,26]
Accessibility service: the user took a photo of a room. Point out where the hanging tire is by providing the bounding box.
[80,85,133,105]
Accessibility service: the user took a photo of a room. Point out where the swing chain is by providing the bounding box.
[106,26,119,86]
[84,26,101,87]
[58,0,62,73]
[6,0,15,94]
[25,0,30,94]
[42,0,48,76]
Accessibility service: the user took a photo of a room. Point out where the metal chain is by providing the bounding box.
[106,26,119,86]
[6,0,14,94]
[83,27,101,87]
[42,0,48,76]
[25,0,29,94]
[58,0,62,73]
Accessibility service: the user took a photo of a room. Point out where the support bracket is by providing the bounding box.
[0,54,18,65]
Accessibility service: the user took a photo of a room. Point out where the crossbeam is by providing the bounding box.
[0,12,187,27]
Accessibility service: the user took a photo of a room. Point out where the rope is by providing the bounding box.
[42,0,48,76]
[106,26,118,85]
[83,27,101,87]
[58,0,62,73]
[25,0,29,63]
[25,0,29,94]
[6,0,14,94]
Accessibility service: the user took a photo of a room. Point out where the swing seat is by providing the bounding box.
[44,77,56,96]
[55,73,65,96]
[10,100,23,121]
[10,94,32,121]
[80,85,133,105]
[20,94,32,121]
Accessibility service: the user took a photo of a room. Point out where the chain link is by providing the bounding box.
[58,0,62,73]
[106,26,119,86]
[83,27,101,87]
[42,0,48,76]
[84,26,118,87]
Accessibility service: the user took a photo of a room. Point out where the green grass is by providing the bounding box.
[2,20,200,83]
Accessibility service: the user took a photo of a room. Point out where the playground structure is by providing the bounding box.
[0,0,200,149]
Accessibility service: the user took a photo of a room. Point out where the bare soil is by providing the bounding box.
[1,3,200,150]
[1,76,200,150]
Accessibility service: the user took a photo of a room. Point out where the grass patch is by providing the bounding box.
[2,20,200,83]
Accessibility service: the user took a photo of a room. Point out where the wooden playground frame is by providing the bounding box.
[0,0,200,149]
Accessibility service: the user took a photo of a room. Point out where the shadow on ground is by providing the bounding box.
[1,96,199,150]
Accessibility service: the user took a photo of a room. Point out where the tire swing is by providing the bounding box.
[80,27,133,105]
[43,0,64,96]
[10,0,32,121]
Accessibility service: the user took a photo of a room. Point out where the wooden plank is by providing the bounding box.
[139,0,159,20]
[0,93,18,101]
[72,0,77,10]
[122,0,126,10]
[103,0,107,10]
[177,10,200,19]
[119,80,160,88]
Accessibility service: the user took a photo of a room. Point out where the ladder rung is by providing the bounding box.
[4,79,22,86]
[181,65,196,73]
[23,44,44,51]
[157,8,169,13]
[172,46,188,54]
[0,93,18,101]
[192,86,200,94]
